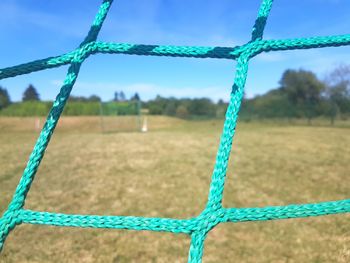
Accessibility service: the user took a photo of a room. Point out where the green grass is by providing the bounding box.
[0,116,349,262]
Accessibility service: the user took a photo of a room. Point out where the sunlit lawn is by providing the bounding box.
[0,116,349,262]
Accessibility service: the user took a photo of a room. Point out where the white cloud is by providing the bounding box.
[256,52,285,62]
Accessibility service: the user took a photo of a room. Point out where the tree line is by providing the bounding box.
[1,64,350,123]
[0,84,226,118]
[144,96,227,119]
[241,65,350,124]
[0,86,142,116]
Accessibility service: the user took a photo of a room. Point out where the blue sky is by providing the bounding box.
[1,0,350,102]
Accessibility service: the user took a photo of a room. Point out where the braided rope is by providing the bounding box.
[0,0,349,262]
[2,35,350,79]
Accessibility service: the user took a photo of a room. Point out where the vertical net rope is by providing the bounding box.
[0,0,349,262]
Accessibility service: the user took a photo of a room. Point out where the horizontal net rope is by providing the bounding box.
[17,198,350,232]
[2,34,350,79]
[0,0,349,262]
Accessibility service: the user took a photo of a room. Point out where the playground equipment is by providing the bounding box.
[0,0,349,262]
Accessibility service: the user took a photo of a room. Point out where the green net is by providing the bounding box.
[0,0,349,262]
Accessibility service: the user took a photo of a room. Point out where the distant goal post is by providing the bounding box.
[99,100,147,133]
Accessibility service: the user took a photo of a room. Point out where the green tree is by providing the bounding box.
[131,92,140,101]
[148,103,163,115]
[324,64,350,123]
[176,105,189,119]
[0,86,11,109]
[23,84,40,101]
[216,99,227,118]
[247,88,293,119]
[164,99,177,116]
[88,95,101,102]
[280,69,325,124]
[147,95,168,115]
[187,98,216,117]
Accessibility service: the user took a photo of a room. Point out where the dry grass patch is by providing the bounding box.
[0,117,349,262]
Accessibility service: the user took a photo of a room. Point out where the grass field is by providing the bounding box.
[0,116,349,262]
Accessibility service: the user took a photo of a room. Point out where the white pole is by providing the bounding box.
[35,118,41,131]
[141,116,148,132]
